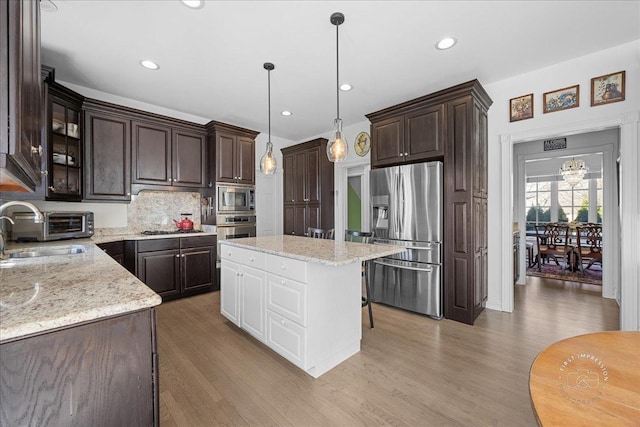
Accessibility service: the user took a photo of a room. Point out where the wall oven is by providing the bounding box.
[215,213,256,260]
[216,184,255,213]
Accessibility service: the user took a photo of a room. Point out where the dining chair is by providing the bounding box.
[307,227,334,239]
[534,223,570,271]
[345,230,374,329]
[575,223,603,271]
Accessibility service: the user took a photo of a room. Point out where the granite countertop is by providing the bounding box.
[91,231,217,245]
[220,235,406,266]
[0,243,162,343]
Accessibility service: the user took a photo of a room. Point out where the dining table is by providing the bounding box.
[529,331,640,426]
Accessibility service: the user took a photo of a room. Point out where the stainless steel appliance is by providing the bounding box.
[11,211,94,242]
[216,184,255,213]
[369,161,443,318]
[215,213,256,260]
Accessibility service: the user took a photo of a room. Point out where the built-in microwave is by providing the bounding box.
[10,211,94,242]
[216,184,255,213]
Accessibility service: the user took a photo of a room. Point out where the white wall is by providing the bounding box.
[484,40,639,330]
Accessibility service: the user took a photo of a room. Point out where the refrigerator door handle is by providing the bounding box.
[373,259,434,272]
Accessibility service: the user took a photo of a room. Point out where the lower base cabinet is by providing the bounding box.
[97,240,125,265]
[0,309,158,426]
[127,235,217,301]
[220,244,361,378]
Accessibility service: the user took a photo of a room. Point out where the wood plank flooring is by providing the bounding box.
[156,277,619,426]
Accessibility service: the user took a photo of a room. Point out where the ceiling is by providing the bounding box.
[41,1,640,142]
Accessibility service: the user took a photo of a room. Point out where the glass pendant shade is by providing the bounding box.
[260,141,276,174]
[560,158,587,187]
[327,118,348,162]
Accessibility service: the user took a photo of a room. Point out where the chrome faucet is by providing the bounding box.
[0,201,44,259]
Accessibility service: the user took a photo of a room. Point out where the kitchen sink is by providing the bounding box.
[7,245,87,259]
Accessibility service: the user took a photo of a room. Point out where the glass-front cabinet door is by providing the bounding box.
[48,87,83,201]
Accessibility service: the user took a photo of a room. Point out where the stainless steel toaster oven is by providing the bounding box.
[11,211,94,242]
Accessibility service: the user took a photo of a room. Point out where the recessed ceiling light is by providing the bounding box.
[180,0,205,9]
[281,111,292,116]
[436,37,457,50]
[140,60,160,70]
[340,83,352,91]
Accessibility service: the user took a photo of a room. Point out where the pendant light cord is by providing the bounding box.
[268,67,271,141]
[336,22,340,120]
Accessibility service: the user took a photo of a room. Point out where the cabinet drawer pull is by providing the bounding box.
[280,264,286,270]
[281,319,286,326]
[31,145,42,156]
[249,257,255,262]
[227,251,232,256]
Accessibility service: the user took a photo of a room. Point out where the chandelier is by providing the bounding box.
[559,158,588,186]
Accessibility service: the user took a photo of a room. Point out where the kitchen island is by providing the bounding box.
[0,242,161,425]
[219,235,404,378]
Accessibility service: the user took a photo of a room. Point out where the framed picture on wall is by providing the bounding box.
[354,132,370,157]
[509,93,533,122]
[591,70,625,106]
[543,85,579,113]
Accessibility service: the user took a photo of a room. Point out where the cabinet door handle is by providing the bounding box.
[40,170,48,176]
[280,264,286,271]
[227,251,232,256]
[31,145,42,156]
[249,257,255,262]
[48,186,56,192]
[281,279,286,285]
[175,254,180,258]
[126,192,131,196]
[404,152,408,156]
[280,319,286,326]
[181,254,185,258]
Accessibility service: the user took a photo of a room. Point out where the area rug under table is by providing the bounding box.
[526,263,602,285]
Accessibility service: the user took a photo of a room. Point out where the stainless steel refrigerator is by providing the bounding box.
[369,161,443,318]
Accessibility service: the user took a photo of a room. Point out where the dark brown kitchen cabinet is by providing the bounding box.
[207,121,258,186]
[131,120,172,186]
[0,309,158,426]
[97,240,125,265]
[369,104,444,168]
[0,0,42,191]
[281,138,333,236]
[83,104,131,201]
[47,82,85,201]
[131,120,206,188]
[366,80,491,325]
[129,235,217,300]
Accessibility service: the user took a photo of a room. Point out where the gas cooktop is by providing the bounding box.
[141,230,203,235]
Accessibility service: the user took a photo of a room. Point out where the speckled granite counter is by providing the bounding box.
[220,235,405,266]
[0,243,162,343]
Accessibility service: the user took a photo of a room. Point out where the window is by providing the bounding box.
[525,181,552,231]
[525,177,602,231]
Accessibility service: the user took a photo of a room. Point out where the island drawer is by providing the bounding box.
[265,254,307,282]
[266,310,307,369]
[137,238,179,253]
[266,274,307,327]
[220,245,266,269]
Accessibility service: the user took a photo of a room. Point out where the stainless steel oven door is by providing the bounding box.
[216,225,257,260]
[370,258,442,319]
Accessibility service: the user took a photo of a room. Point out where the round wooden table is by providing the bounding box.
[529,331,640,426]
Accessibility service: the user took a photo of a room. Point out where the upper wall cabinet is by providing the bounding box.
[47,82,85,201]
[0,0,42,192]
[368,104,444,168]
[207,121,258,186]
[131,120,206,190]
[84,101,131,201]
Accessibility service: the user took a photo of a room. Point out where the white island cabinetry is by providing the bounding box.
[220,235,404,378]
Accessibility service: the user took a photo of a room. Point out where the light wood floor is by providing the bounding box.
[156,277,619,426]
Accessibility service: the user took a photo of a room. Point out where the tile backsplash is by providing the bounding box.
[95,190,201,237]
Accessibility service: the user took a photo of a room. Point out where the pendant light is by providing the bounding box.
[260,62,277,175]
[559,157,588,187]
[327,12,348,162]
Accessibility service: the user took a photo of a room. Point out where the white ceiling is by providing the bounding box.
[41,1,640,142]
